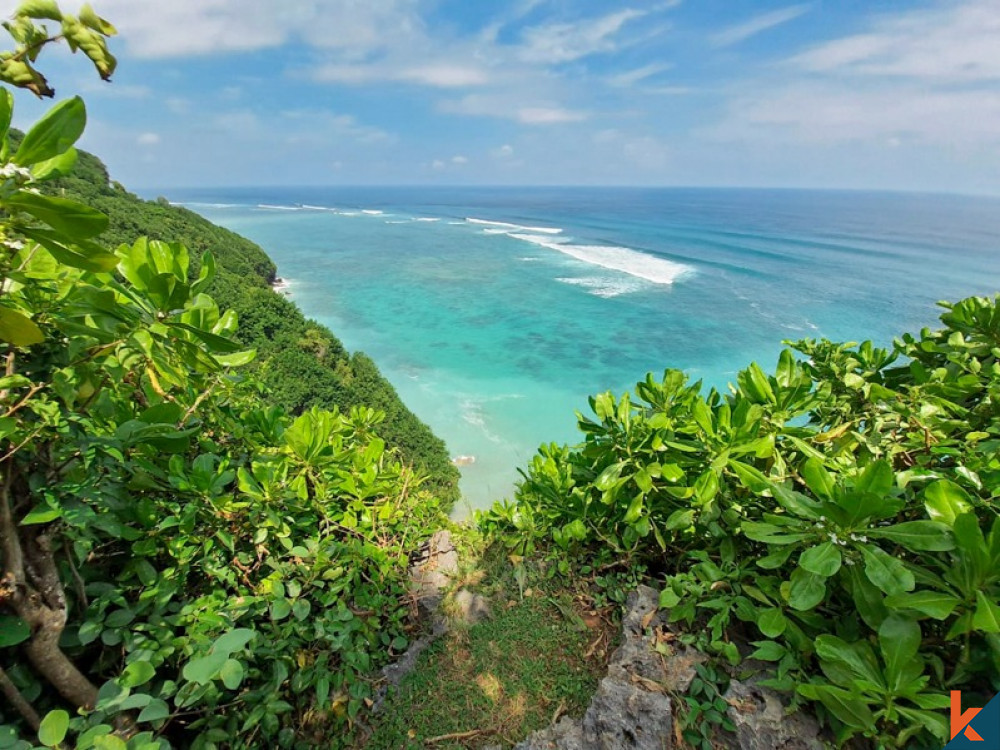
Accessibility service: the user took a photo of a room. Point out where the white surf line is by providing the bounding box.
[508,233,695,286]
[466,217,563,235]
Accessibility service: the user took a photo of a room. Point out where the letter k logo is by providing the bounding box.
[954,691,985,742]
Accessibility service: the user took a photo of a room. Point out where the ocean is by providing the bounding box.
[158,187,1000,516]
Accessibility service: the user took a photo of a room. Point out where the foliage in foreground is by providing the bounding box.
[36,115,458,499]
[481,296,1000,748]
[0,9,446,748]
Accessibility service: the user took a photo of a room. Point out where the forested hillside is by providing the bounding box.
[42,147,458,497]
[0,7,458,746]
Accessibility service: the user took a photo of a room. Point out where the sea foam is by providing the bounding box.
[466,217,563,235]
[508,233,694,286]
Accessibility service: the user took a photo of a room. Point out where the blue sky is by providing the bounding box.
[5,0,1000,192]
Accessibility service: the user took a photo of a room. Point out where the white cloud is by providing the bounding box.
[492,144,514,159]
[137,132,160,145]
[607,63,673,88]
[314,62,490,88]
[788,0,1000,82]
[711,0,1000,152]
[451,155,468,164]
[517,106,588,124]
[165,97,190,115]
[710,4,811,48]
[403,65,489,88]
[441,94,588,124]
[6,0,424,59]
[717,85,1000,146]
[280,110,394,145]
[516,9,648,64]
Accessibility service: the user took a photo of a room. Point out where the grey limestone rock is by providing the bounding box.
[513,585,674,749]
[513,585,825,750]
[452,587,492,625]
[724,676,825,750]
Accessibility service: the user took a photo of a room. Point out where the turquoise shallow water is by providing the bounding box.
[160,187,1000,516]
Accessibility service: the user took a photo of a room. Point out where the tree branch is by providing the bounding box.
[0,664,41,731]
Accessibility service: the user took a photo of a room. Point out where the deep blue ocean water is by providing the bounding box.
[157,187,1000,515]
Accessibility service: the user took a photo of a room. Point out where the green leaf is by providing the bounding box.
[623,493,643,524]
[0,89,12,143]
[659,587,681,608]
[214,349,256,368]
[787,567,826,611]
[271,598,292,621]
[19,228,118,272]
[867,521,954,552]
[663,508,694,531]
[769,482,824,521]
[219,658,245,690]
[78,3,117,35]
[884,591,960,620]
[799,542,842,577]
[19,502,61,524]
[797,684,874,730]
[756,545,794,570]
[92,735,126,750]
[878,616,921,686]
[181,651,227,685]
[31,146,77,180]
[13,96,85,166]
[595,462,626,491]
[5,191,108,239]
[728,460,770,493]
[37,710,69,747]
[815,634,883,687]
[16,0,62,21]
[923,480,973,526]
[757,607,787,638]
[973,591,1000,633]
[0,615,30,647]
[750,640,786,661]
[861,546,914,596]
[0,306,43,346]
[693,469,719,506]
[854,460,894,497]
[213,628,255,655]
[742,521,812,546]
[800,459,835,501]
[120,660,155,688]
[137,698,170,723]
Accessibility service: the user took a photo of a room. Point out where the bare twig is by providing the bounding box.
[425,729,491,745]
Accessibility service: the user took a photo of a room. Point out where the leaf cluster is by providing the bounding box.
[0,58,447,750]
[480,298,1000,747]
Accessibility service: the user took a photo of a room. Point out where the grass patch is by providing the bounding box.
[356,549,615,749]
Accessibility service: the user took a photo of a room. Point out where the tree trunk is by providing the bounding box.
[1,472,99,711]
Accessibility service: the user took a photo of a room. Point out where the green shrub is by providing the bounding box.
[0,14,447,748]
[481,296,1000,747]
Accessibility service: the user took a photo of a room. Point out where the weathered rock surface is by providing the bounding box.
[724,676,825,750]
[511,585,826,750]
[513,585,674,749]
[409,529,459,618]
[452,587,492,625]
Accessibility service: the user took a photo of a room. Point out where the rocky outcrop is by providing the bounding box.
[510,586,825,750]
[723,675,824,750]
